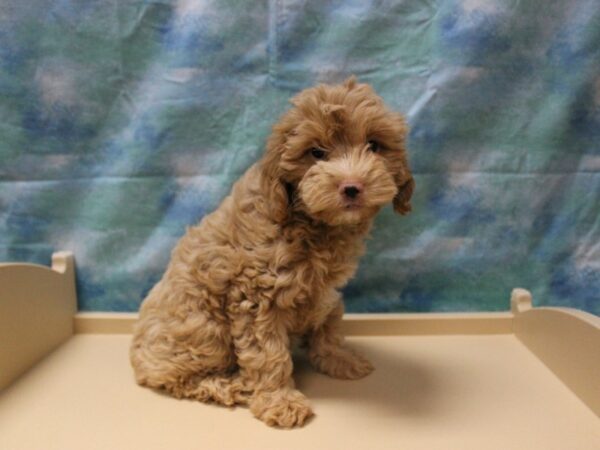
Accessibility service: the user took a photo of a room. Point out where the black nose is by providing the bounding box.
[344,186,360,199]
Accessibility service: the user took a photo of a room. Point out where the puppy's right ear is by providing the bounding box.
[260,125,292,224]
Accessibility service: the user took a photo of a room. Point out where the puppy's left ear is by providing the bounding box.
[393,175,415,215]
[391,112,414,215]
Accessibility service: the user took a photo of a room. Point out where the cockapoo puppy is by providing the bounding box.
[130,77,414,428]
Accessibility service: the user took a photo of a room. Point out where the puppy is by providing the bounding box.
[130,77,414,428]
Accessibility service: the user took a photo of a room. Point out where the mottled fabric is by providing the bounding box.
[1,0,599,314]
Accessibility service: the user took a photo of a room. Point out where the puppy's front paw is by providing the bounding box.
[250,388,314,428]
[311,347,374,380]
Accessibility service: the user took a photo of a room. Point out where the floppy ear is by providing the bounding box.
[391,112,414,215]
[393,175,415,215]
[259,122,293,223]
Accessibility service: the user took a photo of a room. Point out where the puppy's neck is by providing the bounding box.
[284,209,372,241]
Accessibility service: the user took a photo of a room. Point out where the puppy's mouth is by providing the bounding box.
[339,196,378,218]
[342,200,363,210]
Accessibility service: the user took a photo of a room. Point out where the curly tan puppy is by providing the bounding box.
[130,77,414,428]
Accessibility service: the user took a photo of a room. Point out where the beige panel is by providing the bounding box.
[512,288,600,417]
[0,252,76,390]
[342,312,513,335]
[1,262,600,449]
[0,334,599,450]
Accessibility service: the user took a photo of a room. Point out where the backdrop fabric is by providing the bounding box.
[1,0,599,314]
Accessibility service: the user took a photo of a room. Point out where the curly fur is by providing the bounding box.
[130,77,414,428]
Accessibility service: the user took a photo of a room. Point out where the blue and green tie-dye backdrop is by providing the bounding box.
[1,0,599,314]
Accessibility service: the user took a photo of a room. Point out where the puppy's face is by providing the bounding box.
[263,78,414,226]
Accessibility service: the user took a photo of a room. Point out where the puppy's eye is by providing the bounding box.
[368,140,381,153]
[310,148,326,159]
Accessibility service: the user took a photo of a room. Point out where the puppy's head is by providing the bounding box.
[261,77,414,226]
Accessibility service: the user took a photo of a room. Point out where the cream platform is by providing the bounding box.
[1,252,599,450]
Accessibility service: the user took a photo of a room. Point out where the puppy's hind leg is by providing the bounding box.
[131,288,242,403]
